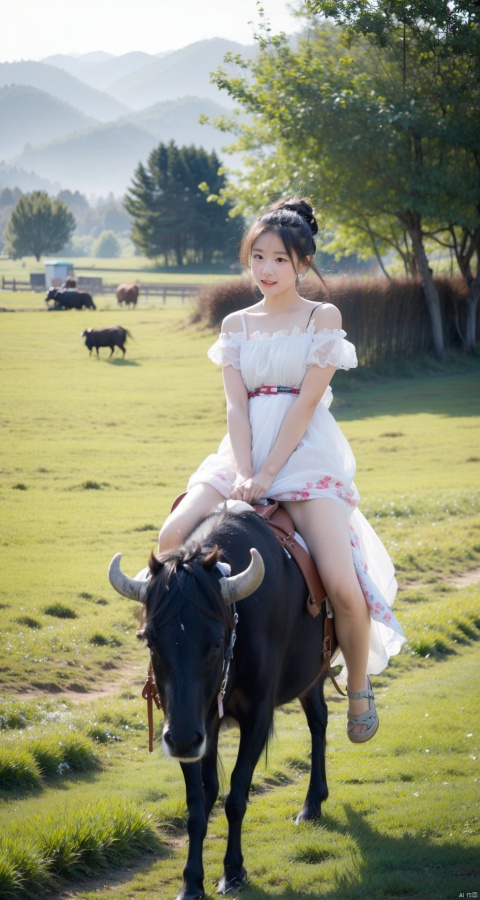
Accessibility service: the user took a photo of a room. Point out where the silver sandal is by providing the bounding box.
[347,676,379,744]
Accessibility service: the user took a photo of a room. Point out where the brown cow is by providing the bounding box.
[116,282,139,307]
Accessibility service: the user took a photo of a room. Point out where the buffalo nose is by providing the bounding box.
[163,728,205,759]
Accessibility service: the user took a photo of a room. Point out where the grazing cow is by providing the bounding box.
[116,282,139,307]
[45,288,96,310]
[82,326,130,356]
[109,507,329,900]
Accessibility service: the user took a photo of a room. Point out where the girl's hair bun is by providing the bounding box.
[279,198,318,236]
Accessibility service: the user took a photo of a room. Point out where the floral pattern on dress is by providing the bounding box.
[280,475,357,506]
[350,526,401,633]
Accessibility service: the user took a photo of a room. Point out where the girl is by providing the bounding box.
[159,197,405,743]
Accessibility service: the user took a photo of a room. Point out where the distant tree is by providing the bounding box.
[57,189,89,217]
[3,191,76,261]
[0,187,22,209]
[92,229,121,258]
[124,141,238,266]
[0,187,23,253]
[95,202,132,236]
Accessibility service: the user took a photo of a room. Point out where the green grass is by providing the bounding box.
[0,303,479,898]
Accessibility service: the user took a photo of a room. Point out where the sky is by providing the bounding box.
[2,0,299,62]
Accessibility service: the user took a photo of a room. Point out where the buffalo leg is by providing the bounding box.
[296,678,329,823]
[219,703,273,893]
[201,722,220,820]
[178,760,208,900]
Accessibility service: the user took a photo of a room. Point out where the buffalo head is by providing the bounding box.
[108,545,264,761]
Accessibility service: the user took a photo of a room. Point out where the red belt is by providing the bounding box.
[248,385,300,399]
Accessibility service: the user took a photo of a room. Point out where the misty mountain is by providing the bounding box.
[0,85,96,159]
[126,95,236,154]
[1,40,255,197]
[74,51,114,64]
[0,162,60,193]
[43,50,165,92]
[11,120,161,196]
[0,61,132,121]
[106,38,256,110]
[10,93,240,196]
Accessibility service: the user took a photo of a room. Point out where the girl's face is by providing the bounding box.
[250,230,301,299]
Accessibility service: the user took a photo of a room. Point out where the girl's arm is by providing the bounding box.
[233,363,336,503]
[222,363,253,487]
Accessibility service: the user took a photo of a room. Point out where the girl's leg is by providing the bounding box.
[158,484,227,553]
[282,497,372,735]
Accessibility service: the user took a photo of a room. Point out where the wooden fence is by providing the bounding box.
[102,282,201,302]
[1,276,202,302]
[1,278,32,292]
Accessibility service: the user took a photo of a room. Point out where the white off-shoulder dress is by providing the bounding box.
[187,317,405,679]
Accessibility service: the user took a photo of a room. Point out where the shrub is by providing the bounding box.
[92,230,121,258]
[59,734,101,773]
[195,278,258,326]
[0,802,159,896]
[0,747,41,792]
[89,633,122,647]
[193,275,474,366]
[43,603,77,619]
[14,615,41,629]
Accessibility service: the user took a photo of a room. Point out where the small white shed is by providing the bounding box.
[44,259,74,288]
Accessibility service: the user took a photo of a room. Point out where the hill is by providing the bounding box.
[0,85,96,159]
[126,95,238,156]
[11,120,161,195]
[10,95,240,196]
[0,61,132,121]
[43,50,165,92]
[106,38,256,109]
[0,162,59,192]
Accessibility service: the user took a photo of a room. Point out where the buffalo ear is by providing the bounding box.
[148,550,164,578]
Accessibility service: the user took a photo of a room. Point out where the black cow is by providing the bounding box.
[109,507,329,900]
[45,288,96,310]
[81,326,129,356]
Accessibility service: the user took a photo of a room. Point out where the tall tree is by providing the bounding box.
[124,142,237,266]
[308,0,480,351]
[211,5,480,356]
[3,192,76,261]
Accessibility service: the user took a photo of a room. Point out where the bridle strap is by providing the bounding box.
[142,661,162,753]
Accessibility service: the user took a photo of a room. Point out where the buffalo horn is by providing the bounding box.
[108,553,149,603]
[219,548,265,606]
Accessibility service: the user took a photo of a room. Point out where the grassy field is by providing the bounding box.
[0,296,479,899]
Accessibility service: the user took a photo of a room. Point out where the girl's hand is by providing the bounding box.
[230,470,274,505]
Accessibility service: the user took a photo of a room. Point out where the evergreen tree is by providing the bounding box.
[124,142,238,266]
[4,192,76,261]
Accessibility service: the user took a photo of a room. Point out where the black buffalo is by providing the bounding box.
[109,507,329,900]
[81,326,129,356]
[45,288,96,310]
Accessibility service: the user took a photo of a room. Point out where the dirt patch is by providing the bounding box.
[449,567,480,588]
[13,662,146,703]
[400,566,480,593]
